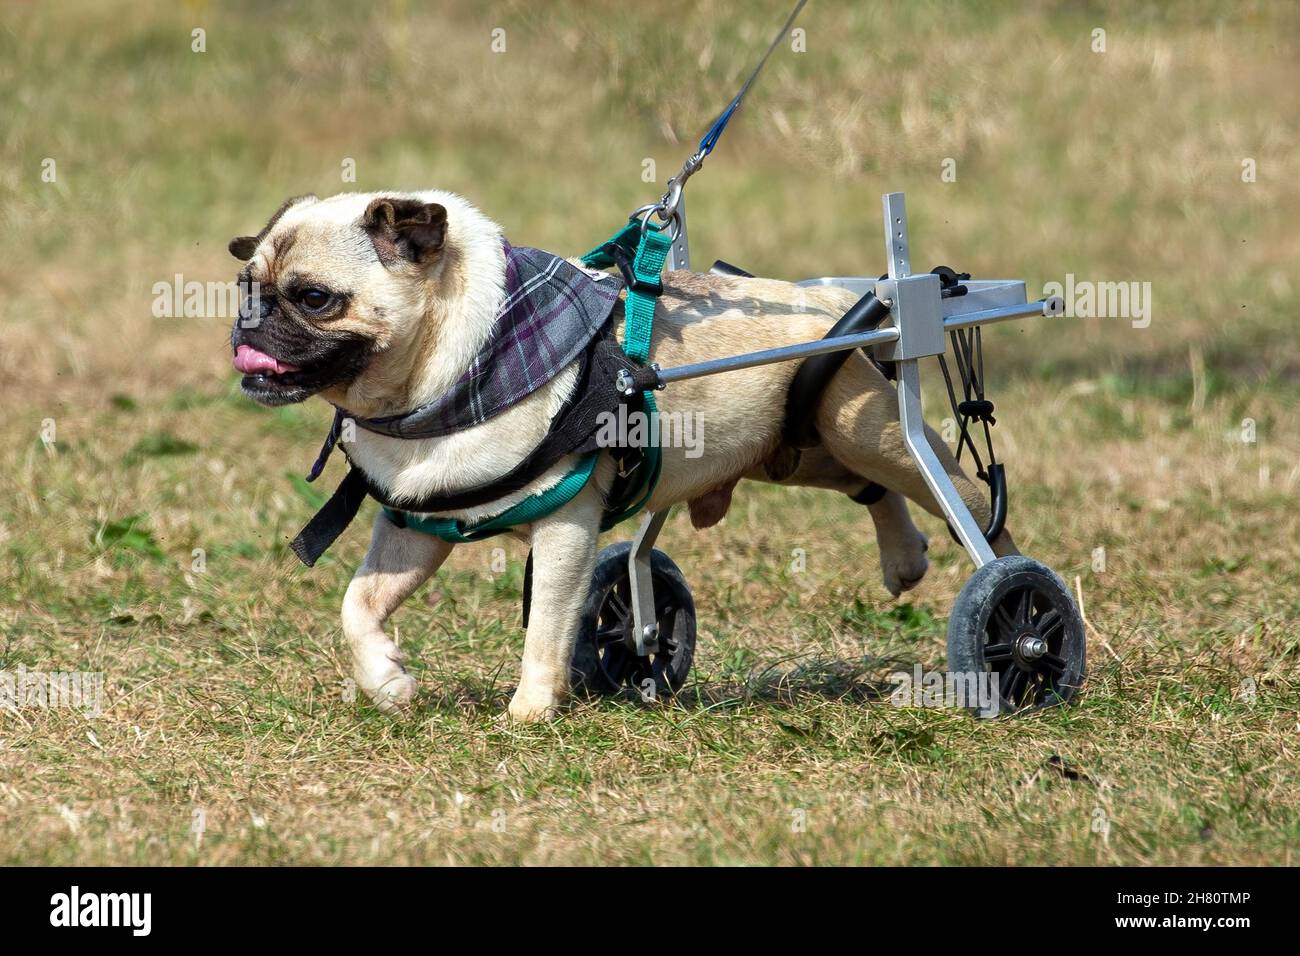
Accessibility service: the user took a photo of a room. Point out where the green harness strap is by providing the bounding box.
[387,219,669,543]
[591,221,668,530]
[386,452,600,543]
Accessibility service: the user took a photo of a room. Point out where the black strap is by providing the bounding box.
[307,408,345,482]
[290,467,371,567]
[783,291,893,450]
[850,481,888,506]
[935,319,1010,545]
[936,325,997,480]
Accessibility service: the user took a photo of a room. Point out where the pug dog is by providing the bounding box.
[229,191,1017,721]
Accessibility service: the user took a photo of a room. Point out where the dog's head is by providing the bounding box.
[228,192,453,408]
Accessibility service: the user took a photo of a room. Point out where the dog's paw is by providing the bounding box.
[365,671,418,715]
[880,530,930,598]
[506,686,565,723]
[355,648,417,716]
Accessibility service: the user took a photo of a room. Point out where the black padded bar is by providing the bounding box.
[782,291,893,449]
[709,260,755,278]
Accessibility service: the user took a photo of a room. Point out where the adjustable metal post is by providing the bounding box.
[877,192,996,568]
[667,196,690,272]
[627,509,669,655]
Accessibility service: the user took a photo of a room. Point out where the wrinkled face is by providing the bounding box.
[228,194,447,406]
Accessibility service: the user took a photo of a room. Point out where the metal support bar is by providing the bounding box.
[667,195,690,271]
[628,510,669,655]
[943,297,1061,331]
[630,300,1057,391]
[653,326,900,387]
[896,359,997,567]
[879,190,997,567]
[883,191,912,280]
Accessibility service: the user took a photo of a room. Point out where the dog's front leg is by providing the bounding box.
[342,514,453,714]
[508,480,604,723]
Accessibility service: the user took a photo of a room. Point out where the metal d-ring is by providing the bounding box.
[635,202,683,243]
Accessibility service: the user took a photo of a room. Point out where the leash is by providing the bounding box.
[575,0,809,519]
[293,4,808,555]
[643,0,808,237]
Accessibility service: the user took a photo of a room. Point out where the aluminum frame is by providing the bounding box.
[621,191,1062,640]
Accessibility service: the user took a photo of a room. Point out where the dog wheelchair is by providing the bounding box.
[565,191,1087,717]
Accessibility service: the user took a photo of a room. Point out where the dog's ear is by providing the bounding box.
[229,236,258,260]
[363,198,448,265]
[228,194,318,262]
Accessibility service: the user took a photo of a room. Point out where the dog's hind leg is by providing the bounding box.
[343,514,454,715]
[756,450,930,596]
[508,470,607,722]
[856,487,931,596]
[817,355,1019,558]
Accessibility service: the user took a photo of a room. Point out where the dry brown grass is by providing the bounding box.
[0,0,1297,865]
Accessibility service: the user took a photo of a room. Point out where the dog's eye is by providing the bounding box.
[299,288,332,311]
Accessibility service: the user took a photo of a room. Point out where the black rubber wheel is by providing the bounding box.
[947,555,1086,717]
[572,542,696,700]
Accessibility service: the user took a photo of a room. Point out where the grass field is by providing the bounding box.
[1,0,1298,865]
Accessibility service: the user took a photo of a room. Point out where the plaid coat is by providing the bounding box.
[350,241,624,440]
[292,241,633,566]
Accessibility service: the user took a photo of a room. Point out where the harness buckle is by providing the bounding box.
[604,242,663,297]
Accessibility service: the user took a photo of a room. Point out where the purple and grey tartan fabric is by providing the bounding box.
[347,241,623,441]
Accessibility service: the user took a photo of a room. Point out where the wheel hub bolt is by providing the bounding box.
[1017,634,1048,660]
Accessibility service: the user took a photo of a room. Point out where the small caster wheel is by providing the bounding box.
[572,541,696,699]
[947,555,1086,716]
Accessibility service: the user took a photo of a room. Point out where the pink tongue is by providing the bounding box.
[234,344,300,375]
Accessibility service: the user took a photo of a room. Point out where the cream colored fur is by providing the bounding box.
[242,190,1017,721]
